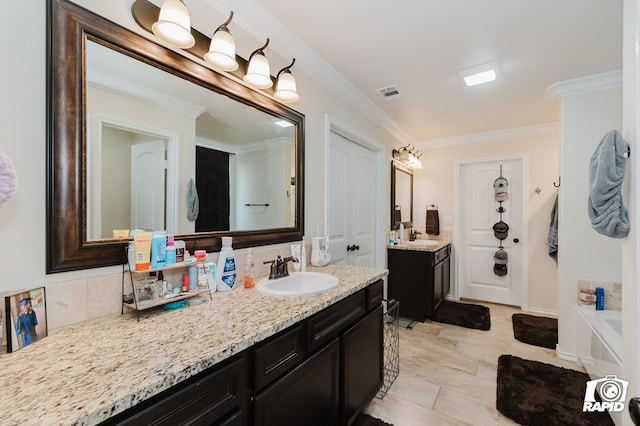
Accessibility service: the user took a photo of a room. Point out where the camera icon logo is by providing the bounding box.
[583,375,629,413]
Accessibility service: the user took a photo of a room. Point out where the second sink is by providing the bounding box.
[256,272,339,297]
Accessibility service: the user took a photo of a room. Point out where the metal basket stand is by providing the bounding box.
[377,299,399,399]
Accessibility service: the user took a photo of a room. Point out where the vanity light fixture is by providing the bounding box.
[151,0,195,49]
[274,59,300,103]
[393,145,423,169]
[131,1,300,102]
[204,11,238,72]
[243,39,273,89]
[459,62,498,87]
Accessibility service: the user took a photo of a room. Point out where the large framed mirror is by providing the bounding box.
[47,0,304,273]
[390,161,413,230]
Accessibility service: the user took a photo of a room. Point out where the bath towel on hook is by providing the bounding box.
[588,129,630,238]
[426,204,440,235]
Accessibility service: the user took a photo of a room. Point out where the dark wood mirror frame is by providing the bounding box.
[390,161,413,230]
[46,0,305,273]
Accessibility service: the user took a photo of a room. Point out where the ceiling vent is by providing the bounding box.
[376,85,401,99]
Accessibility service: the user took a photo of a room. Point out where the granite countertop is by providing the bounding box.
[387,237,451,252]
[0,264,387,426]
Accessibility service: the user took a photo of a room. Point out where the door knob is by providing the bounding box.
[513,238,519,243]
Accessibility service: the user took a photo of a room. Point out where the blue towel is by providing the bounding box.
[547,194,558,262]
[587,130,630,238]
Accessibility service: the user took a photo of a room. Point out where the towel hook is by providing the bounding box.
[553,177,560,188]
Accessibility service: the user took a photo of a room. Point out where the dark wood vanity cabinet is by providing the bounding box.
[103,280,383,426]
[387,245,451,321]
[254,280,383,426]
[102,353,249,426]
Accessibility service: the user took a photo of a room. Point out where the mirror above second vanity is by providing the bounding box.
[390,161,413,230]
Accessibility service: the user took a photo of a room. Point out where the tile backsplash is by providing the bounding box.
[39,243,300,331]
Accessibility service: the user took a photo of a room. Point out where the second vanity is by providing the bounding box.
[387,239,451,321]
[1,264,387,426]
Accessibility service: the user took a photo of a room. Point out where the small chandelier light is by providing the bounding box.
[243,39,273,89]
[274,58,300,103]
[393,145,423,169]
[204,11,238,72]
[151,0,195,49]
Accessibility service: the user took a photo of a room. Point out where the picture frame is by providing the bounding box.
[4,287,47,353]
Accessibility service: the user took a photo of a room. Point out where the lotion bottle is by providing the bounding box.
[244,248,255,288]
[216,237,237,291]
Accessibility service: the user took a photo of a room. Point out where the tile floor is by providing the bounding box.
[364,301,578,425]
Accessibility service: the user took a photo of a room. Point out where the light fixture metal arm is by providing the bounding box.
[277,58,296,78]
[215,11,234,32]
[249,38,270,60]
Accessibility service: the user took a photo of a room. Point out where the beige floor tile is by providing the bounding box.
[365,302,576,426]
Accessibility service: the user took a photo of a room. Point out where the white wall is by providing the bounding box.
[415,128,560,312]
[555,85,623,359]
[622,0,640,415]
[0,1,402,330]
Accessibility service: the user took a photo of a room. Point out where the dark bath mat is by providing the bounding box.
[512,313,558,349]
[497,355,614,426]
[431,300,490,330]
[353,413,394,426]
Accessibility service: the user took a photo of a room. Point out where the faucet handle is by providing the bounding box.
[263,259,277,279]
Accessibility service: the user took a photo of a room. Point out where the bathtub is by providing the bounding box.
[576,306,623,425]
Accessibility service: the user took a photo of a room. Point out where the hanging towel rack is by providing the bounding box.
[553,177,560,188]
[427,204,438,210]
[245,203,270,207]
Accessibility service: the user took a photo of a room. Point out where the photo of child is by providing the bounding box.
[5,287,47,352]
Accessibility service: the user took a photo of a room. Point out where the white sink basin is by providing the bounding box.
[256,272,339,297]
[407,240,439,247]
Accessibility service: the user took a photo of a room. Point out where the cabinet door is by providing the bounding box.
[442,255,451,299]
[341,305,383,425]
[254,339,340,426]
[433,260,444,310]
[387,249,432,321]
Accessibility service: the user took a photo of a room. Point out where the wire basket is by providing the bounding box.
[377,299,399,399]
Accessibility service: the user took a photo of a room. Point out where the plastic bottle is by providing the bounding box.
[300,237,307,272]
[166,235,176,265]
[595,287,605,310]
[216,237,237,291]
[150,230,167,269]
[197,264,209,290]
[188,265,197,291]
[244,248,255,288]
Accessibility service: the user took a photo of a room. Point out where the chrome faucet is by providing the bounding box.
[409,230,422,241]
[264,255,298,279]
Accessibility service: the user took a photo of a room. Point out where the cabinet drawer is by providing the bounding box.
[104,355,248,426]
[254,324,306,391]
[307,290,366,352]
[366,280,383,311]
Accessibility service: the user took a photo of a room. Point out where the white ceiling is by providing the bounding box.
[253,0,623,142]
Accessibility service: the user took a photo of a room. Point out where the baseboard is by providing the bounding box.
[556,346,579,364]
[523,307,558,318]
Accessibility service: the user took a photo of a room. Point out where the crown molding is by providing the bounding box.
[210,0,415,145]
[545,70,622,102]
[417,123,559,149]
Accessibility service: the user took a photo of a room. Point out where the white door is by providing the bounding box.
[328,131,376,266]
[131,140,166,231]
[458,158,525,306]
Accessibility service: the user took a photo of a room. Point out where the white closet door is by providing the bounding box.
[131,140,166,231]
[328,131,376,266]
